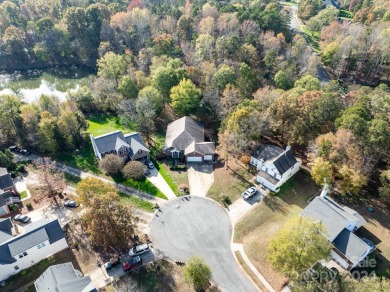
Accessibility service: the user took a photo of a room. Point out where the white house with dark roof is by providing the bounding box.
[250,144,300,192]
[90,131,149,161]
[301,188,375,271]
[164,116,215,162]
[0,218,68,282]
[35,262,96,292]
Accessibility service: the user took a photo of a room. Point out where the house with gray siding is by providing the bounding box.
[301,188,375,271]
[90,131,149,161]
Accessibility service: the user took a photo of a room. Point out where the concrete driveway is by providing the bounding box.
[187,163,214,197]
[228,190,266,225]
[146,167,176,200]
[150,197,257,292]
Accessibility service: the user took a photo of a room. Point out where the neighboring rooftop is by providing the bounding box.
[0,219,65,264]
[185,142,215,155]
[165,117,204,151]
[34,262,96,292]
[0,168,13,190]
[301,196,365,241]
[91,131,148,156]
[0,190,12,207]
[273,149,298,175]
[332,229,372,266]
[251,145,284,162]
[0,218,13,243]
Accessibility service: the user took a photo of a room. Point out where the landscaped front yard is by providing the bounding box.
[234,171,320,291]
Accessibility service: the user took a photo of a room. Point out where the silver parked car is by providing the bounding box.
[129,244,150,257]
[241,187,258,200]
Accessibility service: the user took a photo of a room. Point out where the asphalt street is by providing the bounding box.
[150,197,257,292]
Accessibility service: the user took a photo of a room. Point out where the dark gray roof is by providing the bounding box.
[301,196,363,241]
[165,117,204,151]
[91,131,128,154]
[332,229,372,265]
[0,218,13,243]
[185,142,215,155]
[0,190,12,207]
[125,132,149,157]
[0,219,65,264]
[9,228,49,256]
[0,168,13,190]
[257,170,279,185]
[273,149,298,175]
[251,145,284,162]
[91,131,148,158]
[35,262,95,292]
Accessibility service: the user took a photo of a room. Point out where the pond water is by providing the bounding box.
[0,66,95,103]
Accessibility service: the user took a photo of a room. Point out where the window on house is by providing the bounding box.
[290,165,294,170]
[14,266,19,270]
[18,254,23,258]
[23,251,27,256]
[37,242,46,249]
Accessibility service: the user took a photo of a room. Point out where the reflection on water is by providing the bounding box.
[0,66,94,103]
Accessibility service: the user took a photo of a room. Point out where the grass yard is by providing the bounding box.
[119,192,155,213]
[114,175,167,200]
[347,200,390,277]
[0,249,79,292]
[234,171,320,291]
[86,113,130,136]
[208,160,253,204]
[302,26,320,53]
[153,159,189,195]
[20,190,27,199]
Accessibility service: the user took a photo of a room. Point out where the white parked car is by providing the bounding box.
[241,187,258,200]
[129,244,150,257]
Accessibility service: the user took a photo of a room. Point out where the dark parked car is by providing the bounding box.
[64,200,79,208]
[9,146,21,152]
[14,214,31,223]
[20,149,30,156]
[104,257,121,270]
[123,256,142,272]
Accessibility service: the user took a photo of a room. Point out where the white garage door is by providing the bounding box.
[204,155,213,161]
[187,156,202,162]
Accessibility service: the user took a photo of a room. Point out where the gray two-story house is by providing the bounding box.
[90,131,149,161]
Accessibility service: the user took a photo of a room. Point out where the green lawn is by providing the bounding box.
[119,192,155,213]
[0,250,79,292]
[86,113,131,136]
[113,174,167,200]
[152,159,179,195]
[302,26,320,53]
[20,191,27,199]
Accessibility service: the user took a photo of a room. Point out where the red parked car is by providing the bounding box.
[122,256,142,272]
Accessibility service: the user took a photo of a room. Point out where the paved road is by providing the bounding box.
[146,166,176,200]
[150,197,257,292]
[14,153,166,204]
[288,3,331,84]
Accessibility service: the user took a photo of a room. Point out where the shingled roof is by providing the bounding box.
[165,117,204,151]
[185,142,215,155]
[0,168,13,190]
[273,149,297,175]
[0,219,65,264]
[35,262,95,292]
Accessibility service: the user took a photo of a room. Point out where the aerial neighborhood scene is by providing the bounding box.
[0,0,390,291]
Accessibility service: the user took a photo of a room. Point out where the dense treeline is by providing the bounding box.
[0,0,389,200]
